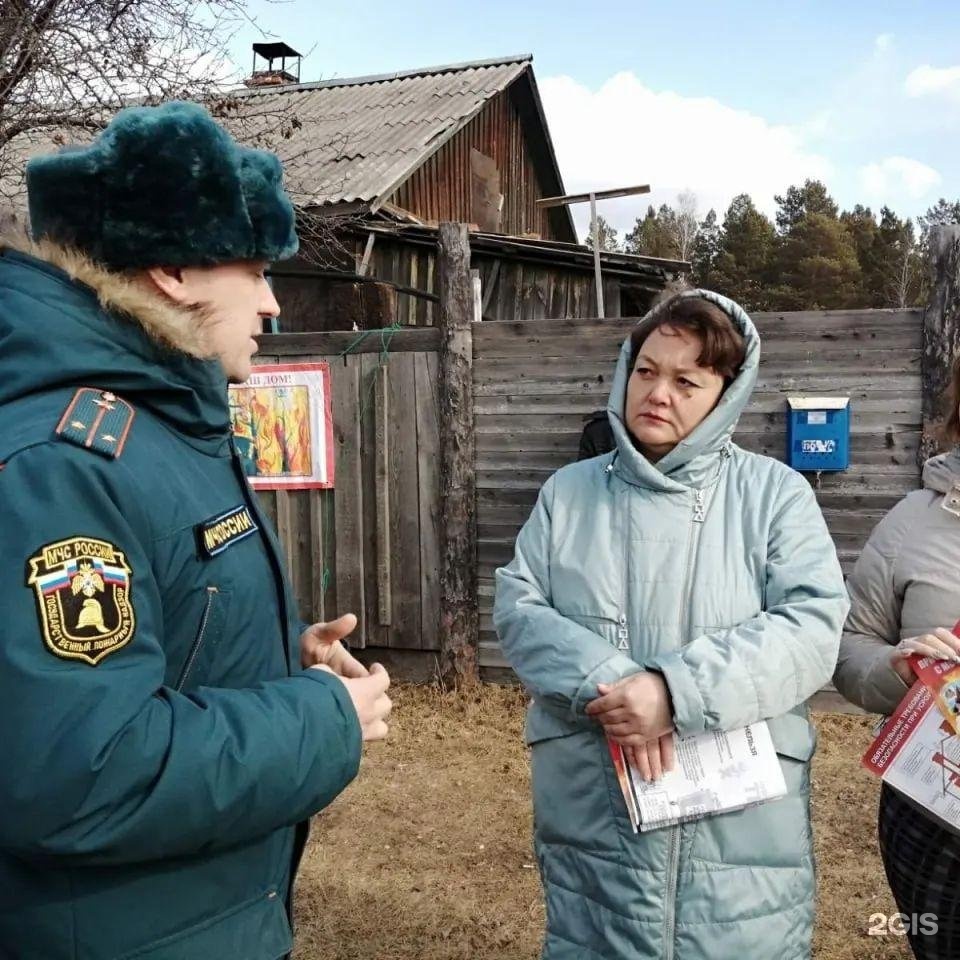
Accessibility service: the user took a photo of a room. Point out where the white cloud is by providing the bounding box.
[539,71,831,238]
[905,64,960,100]
[859,156,941,201]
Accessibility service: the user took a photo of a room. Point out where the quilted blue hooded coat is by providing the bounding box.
[494,290,848,959]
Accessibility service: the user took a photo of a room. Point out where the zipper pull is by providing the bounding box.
[693,489,706,523]
[617,614,629,651]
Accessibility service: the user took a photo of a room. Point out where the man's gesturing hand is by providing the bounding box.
[311,661,392,741]
[301,613,369,678]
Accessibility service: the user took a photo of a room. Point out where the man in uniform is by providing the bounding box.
[0,101,391,959]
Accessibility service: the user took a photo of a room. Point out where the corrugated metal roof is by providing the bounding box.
[228,55,533,209]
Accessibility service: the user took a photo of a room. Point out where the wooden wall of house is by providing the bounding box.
[387,89,563,240]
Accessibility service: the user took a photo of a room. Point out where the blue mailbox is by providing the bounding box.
[786,397,850,472]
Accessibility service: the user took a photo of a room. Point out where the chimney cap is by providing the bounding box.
[253,42,301,60]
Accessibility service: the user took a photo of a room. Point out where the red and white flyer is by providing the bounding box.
[862,622,960,832]
[862,681,960,831]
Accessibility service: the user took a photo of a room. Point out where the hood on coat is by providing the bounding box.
[923,449,960,494]
[0,236,232,445]
[605,288,761,491]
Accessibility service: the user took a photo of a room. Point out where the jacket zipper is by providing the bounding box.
[176,586,218,691]
[663,507,698,960]
[663,447,730,960]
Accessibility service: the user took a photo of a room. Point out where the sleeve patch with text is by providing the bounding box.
[25,536,135,666]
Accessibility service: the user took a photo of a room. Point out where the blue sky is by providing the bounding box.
[227,0,960,238]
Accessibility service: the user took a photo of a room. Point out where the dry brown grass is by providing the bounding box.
[293,684,913,960]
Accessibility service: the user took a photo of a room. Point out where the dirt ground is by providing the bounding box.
[293,684,912,960]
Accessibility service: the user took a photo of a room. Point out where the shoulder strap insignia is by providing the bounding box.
[55,388,135,458]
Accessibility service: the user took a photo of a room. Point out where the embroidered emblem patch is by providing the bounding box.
[196,505,258,558]
[55,388,135,458]
[25,537,135,665]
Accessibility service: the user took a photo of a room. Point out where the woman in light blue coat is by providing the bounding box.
[494,290,848,960]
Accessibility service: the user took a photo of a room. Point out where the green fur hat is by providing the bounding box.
[26,101,299,269]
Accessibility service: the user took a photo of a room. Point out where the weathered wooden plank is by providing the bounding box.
[471,311,920,343]
[290,491,313,624]
[416,351,442,652]
[476,335,921,362]
[330,357,365,644]
[258,328,441,357]
[275,491,295,580]
[475,431,583,453]
[359,354,387,647]
[257,489,279,535]
[374,364,392,626]
[388,352,423,649]
[497,259,519,324]
[309,488,334,625]
[474,323,922,352]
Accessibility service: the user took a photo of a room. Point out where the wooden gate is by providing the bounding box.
[255,328,443,653]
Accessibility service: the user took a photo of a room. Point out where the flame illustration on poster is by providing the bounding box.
[228,362,335,490]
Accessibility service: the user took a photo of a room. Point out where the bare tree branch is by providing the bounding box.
[0,0,359,268]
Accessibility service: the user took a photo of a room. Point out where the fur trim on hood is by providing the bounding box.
[2,233,209,359]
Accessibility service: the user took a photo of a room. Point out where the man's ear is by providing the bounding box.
[143,265,189,304]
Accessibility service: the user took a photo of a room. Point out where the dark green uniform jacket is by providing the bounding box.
[0,244,362,960]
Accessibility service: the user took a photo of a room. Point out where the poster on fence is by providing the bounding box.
[228,362,335,490]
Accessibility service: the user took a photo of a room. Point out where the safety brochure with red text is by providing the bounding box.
[608,722,787,833]
[862,623,960,831]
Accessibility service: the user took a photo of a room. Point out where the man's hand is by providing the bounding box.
[624,734,675,783]
[311,662,392,742]
[585,671,674,745]
[301,614,368,678]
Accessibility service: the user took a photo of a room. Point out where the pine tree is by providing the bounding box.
[839,205,881,306]
[623,205,678,258]
[774,213,863,309]
[774,180,839,234]
[691,209,720,287]
[709,194,777,310]
[770,181,861,309]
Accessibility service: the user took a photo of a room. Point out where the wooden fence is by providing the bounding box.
[254,225,960,706]
[473,311,923,711]
[256,309,922,676]
[256,328,443,657]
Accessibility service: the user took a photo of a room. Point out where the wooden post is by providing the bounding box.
[921,225,960,464]
[589,192,605,319]
[437,223,479,685]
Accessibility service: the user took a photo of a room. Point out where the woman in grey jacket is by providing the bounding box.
[495,290,848,959]
[835,362,960,960]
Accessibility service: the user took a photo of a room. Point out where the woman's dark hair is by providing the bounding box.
[628,295,747,384]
